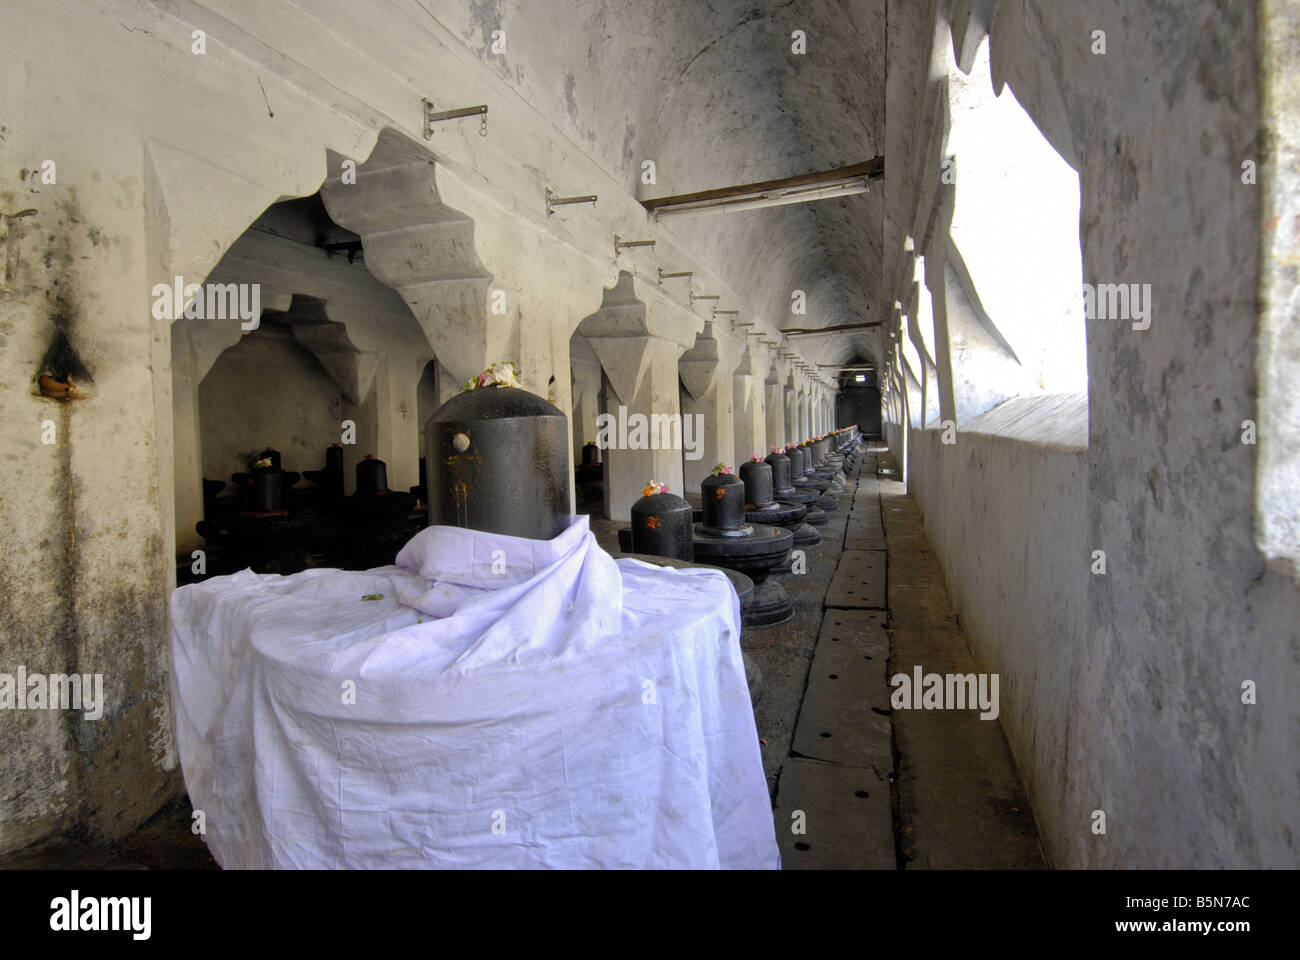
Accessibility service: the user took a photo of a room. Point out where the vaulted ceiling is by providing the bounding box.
[440,0,887,377]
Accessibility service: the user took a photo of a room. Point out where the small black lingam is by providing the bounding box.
[617,478,761,681]
[575,440,604,508]
[742,454,819,548]
[356,454,388,496]
[243,448,287,516]
[700,467,752,538]
[690,463,795,627]
[773,445,828,527]
[304,444,345,510]
[629,481,694,562]
[799,439,840,511]
[339,451,417,569]
[790,443,828,493]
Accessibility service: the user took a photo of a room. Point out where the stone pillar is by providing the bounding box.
[587,335,686,520]
[784,385,797,443]
[370,354,423,491]
[570,334,603,465]
[765,378,785,451]
[170,336,209,554]
[679,321,738,493]
[731,340,766,465]
[578,272,697,522]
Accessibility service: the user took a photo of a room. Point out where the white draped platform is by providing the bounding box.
[170,516,779,869]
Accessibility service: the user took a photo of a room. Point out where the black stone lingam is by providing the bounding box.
[616,482,763,627]
[766,449,796,498]
[699,470,752,538]
[339,451,417,568]
[243,449,286,516]
[743,457,819,548]
[800,441,840,512]
[630,486,694,562]
[356,454,388,496]
[304,444,345,513]
[814,437,831,465]
[774,447,828,527]
[790,445,828,492]
[690,467,795,627]
[804,440,834,479]
[425,384,570,540]
[575,440,604,508]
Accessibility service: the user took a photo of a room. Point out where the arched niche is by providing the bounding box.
[171,178,441,552]
[195,308,378,500]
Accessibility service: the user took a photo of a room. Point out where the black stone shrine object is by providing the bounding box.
[425,384,571,541]
[575,442,604,507]
[742,459,819,548]
[769,450,829,527]
[618,487,762,623]
[303,444,345,512]
[630,489,694,562]
[338,454,417,569]
[690,469,795,627]
[799,442,840,511]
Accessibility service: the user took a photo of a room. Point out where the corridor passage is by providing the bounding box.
[3,0,1293,880]
[770,443,1044,869]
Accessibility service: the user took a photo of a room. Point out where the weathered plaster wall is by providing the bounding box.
[908,395,1088,865]
[0,0,382,851]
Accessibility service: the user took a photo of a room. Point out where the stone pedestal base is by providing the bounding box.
[691,523,795,628]
[742,576,795,626]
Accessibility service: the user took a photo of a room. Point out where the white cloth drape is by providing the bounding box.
[170,516,779,869]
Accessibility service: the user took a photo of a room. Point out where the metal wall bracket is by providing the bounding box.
[690,292,720,305]
[423,99,488,139]
[546,187,598,217]
[613,235,656,256]
[658,269,693,284]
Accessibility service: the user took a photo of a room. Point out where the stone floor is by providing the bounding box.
[770,444,1046,869]
[1,446,1045,869]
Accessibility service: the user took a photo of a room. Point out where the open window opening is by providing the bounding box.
[945,35,1087,410]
